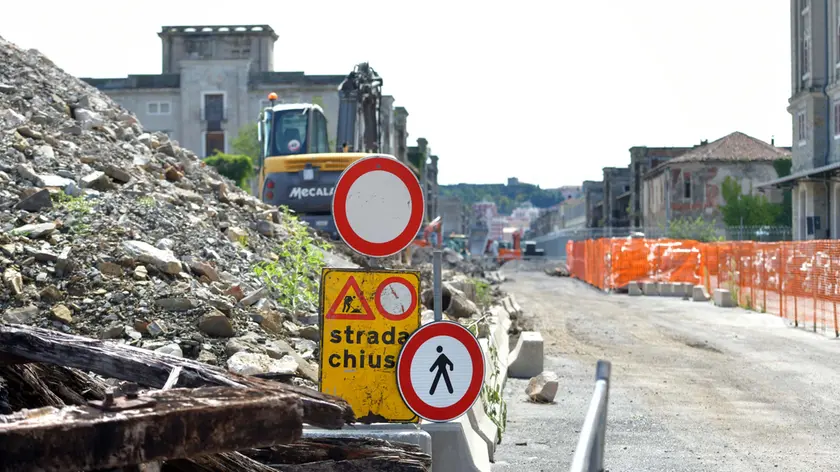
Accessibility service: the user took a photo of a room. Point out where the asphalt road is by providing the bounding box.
[492,270,840,472]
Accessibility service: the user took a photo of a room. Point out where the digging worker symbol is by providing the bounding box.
[429,346,454,395]
[343,294,355,313]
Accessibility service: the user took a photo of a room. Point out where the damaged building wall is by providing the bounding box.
[602,167,631,228]
[643,161,782,228]
[583,180,604,227]
[629,146,695,227]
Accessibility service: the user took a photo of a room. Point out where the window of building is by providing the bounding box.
[147,101,171,115]
[801,0,811,82]
[834,103,840,137]
[204,131,225,158]
[683,172,691,200]
[836,0,840,68]
[798,111,807,146]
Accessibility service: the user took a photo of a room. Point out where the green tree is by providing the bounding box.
[719,175,782,227]
[204,151,254,190]
[230,124,260,161]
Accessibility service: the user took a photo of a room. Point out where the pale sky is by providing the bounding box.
[0,1,790,188]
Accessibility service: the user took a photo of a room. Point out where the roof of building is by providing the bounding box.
[159,25,278,40]
[667,131,791,164]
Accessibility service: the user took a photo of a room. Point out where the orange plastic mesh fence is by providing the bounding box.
[566,238,840,336]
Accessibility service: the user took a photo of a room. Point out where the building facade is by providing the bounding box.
[628,146,695,226]
[758,1,840,240]
[81,25,405,161]
[644,132,789,229]
[438,195,470,235]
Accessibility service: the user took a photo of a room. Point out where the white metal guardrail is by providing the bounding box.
[569,360,611,472]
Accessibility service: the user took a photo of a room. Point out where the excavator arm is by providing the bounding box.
[336,62,383,153]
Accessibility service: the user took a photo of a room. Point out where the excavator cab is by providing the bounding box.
[257,93,366,238]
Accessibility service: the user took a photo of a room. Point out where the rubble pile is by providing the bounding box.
[546,265,570,277]
[0,35,326,381]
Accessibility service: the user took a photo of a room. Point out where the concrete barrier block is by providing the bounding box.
[628,281,643,296]
[671,283,687,297]
[693,285,711,302]
[642,282,659,296]
[467,396,499,461]
[422,414,491,472]
[508,331,543,379]
[303,423,432,455]
[508,295,523,315]
[713,288,736,307]
[682,282,694,299]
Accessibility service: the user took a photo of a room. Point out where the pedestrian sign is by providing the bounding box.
[396,320,486,423]
[319,268,422,423]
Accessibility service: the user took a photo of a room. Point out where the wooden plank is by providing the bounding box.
[241,438,431,471]
[0,323,354,428]
[0,387,303,472]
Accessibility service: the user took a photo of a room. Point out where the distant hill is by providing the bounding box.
[440,181,567,215]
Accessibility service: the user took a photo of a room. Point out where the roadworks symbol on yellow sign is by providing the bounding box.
[319,268,421,423]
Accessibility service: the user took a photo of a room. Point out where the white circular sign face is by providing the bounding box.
[408,335,473,408]
[344,170,411,244]
[288,139,301,152]
[379,281,413,316]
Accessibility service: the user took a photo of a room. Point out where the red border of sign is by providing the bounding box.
[396,320,485,422]
[332,155,425,258]
[375,277,418,321]
[325,275,375,320]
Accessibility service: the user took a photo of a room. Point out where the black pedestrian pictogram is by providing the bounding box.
[429,346,454,395]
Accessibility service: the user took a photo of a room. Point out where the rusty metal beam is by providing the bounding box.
[0,387,303,472]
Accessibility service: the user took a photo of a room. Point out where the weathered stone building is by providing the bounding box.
[601,167,632,228]
[644,132,789,228]
[583,180,604,227]
[628,145,695,226]
[407,138,439,222]
[80,25,407,161]
[439,195,470,235]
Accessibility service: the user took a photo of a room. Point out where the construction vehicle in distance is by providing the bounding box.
[411,217,443,248]
[254,62,387,239]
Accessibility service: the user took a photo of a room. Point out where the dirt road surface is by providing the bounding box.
[492,271,840,472]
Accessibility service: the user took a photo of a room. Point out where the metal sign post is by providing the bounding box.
[433,249,443,322]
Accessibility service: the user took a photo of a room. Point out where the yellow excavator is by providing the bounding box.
[255,63,386,240]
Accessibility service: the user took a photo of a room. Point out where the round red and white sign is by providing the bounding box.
[375,277,418,321]
[332,155,425,257]
[288,139,301,152]
[396,320,485,423]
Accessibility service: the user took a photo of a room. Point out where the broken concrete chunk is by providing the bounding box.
[14,188,52,212]
[97,261,124,277]
[154,343,184,358]
[154,297,195,312]
[526,371,560,403]
[122,240,182,275]
[3,268,23,295]
[11,222,56,239]
[80,170,111,190]
[50,304,73,324]
[198,309,235,338]
[2,305,38,324]
[226,351,298,377]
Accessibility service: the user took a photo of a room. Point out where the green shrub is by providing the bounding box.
[204,151,254,189]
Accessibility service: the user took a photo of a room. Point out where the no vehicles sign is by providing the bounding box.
[319,268,421,423]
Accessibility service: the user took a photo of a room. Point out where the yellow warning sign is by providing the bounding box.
[319,268,421,423]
